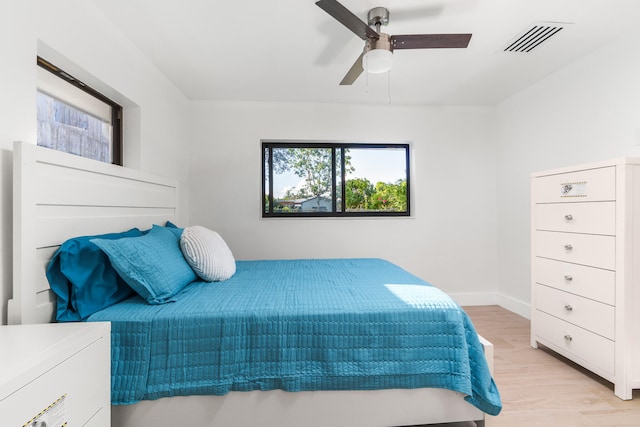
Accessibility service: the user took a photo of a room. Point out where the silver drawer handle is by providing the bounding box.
[564,304,573,312]
[564,334,573,342]
[564,214,573,221]
[564,244,573,251]
[564,275,573,282]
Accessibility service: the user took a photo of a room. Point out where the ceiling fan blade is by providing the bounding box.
[391,34,472,50]
[316,0,379,41]
[339,52,364,85]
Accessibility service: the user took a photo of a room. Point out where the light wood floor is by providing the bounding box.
[462,305,640,427]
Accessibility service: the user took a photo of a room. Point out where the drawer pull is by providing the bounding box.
[564,244,573,251]
[564,304,573,312]
[564,334,573,342]
[564,214,573,221]
[564,275,573,282]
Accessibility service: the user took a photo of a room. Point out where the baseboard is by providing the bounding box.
[495,293,530,319]
[449,292,497,307]
[451,291,531,320]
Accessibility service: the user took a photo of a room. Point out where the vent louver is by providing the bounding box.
[504,22,569,53]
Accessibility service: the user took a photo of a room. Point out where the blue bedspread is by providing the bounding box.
[88,258,501,415]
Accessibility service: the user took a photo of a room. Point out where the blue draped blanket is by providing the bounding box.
[88,258,501,415]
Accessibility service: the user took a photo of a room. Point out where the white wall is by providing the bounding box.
[189,101,499,304]
[0,0,36,327]
[0,0,190,324]
[495,27,640,317]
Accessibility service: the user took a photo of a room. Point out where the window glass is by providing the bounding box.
[36,57,122,164]
[345,147,407,213]
[335,148,343,212]
[272,147,334,213]
[262,142,410,217]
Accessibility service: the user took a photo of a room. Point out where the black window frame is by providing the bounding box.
[37,56,123,165]
[262,141,411,218]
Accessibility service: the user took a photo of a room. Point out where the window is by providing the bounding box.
[36,57,123,165]
[262,141,410,217]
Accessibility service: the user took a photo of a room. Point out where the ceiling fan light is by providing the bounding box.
[363,49,393,74]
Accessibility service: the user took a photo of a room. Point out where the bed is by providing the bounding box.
[9,141,501,427]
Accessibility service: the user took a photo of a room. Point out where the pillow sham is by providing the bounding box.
[92,224,196,304]
[164,225,183,239]
[46,228,142,321]
[165,220,180,229]
[180,225,236,282]
[141,221,182,236]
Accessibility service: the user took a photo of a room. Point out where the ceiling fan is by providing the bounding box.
[315,0,472,85]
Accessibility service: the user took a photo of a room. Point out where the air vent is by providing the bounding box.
[503,22,570,53]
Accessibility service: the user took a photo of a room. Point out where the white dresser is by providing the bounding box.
[531,159,640,400]
[0,322,111,426]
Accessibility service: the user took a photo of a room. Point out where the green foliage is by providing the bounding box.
[345,178,407,212]
[345,178,374,210]
[371,179,407,211]
[283,186,310,200]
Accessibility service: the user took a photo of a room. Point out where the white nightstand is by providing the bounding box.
[0,322,110,426]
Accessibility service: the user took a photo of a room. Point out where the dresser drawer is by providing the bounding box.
[535,202,615,235]
[535,283,614,339]
[534,310,614,376]
[533,257,615,305]
[533,166,615,203]
[535,230,615,270]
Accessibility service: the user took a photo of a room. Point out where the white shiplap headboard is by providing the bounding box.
[9,141,179,325]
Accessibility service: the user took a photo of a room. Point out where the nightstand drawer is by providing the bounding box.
[534,310,614,376]
[533,166,615,203]
[533,257,615,305]
[535,283,614,339]
[536,202,615,235]
[0,323,110,427]
[535,230,615,270]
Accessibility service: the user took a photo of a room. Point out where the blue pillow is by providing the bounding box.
[165,220,180,229]
[47,228,143,321]
[165,227,183,239]
[141,221,183,237]
[91,225,196,304]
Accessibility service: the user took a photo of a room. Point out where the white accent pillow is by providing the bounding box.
[180,226,236,282]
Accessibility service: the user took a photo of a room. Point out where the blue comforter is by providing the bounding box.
[88,258,501,415]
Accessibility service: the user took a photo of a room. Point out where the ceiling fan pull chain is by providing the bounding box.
[365,59,369,93]
[387,70,391,105]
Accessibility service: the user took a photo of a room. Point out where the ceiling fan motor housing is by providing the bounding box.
[366,7,392,55]
[366,32,392,53]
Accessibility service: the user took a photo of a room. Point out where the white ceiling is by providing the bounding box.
[90,0,640,105]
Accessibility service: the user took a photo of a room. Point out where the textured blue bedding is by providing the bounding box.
[87,258,501,415]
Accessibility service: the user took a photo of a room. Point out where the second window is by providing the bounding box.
[262,141,410,217]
